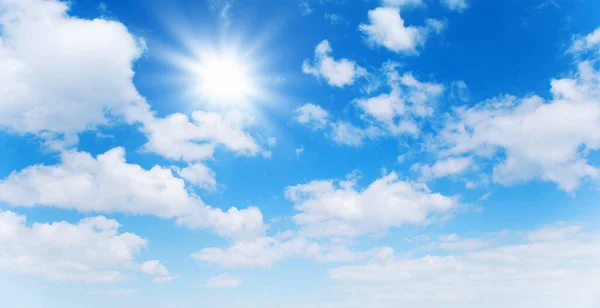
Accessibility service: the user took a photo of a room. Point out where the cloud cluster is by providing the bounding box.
[0,147,265,239]
[359,7,444,54]
[302,40,366,87]
[0,211,160,283]
[285,171,458,237]
[435,59,600,191]
[328,223,600,308]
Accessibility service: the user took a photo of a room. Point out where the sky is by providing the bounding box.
[1,0,600,307]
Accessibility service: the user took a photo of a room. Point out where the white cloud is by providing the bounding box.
[328,223,600,308]
[205,274,242,288]
[193,233,393,268]
[449,80,471,102]
[0,0,148,141]
[329,121,385,146]
[437,59,600,191]
[293,103,330,129]
[302,40,366,87]
[383,0,424,8]
[324,13,343,25]
[140,260,169,276]
[412,156,473,179]
[425,18,447,34]
[440,0,469,12]
[285,171,458,237]
[570,27,600,53]
[193,236,314,268]
[175,163,217,191]
[0,211,151,283]
[299,2,313,17]
[142,110,264,162]
[0,147,265,239]
[359,7,442,54]
[355,63,444,136]
[296,145,305,157]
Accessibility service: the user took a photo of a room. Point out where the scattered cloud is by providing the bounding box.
[411,156,473,180]
[382,0,424,8]
[142,110,264,162]
[175,163,218,191]
[285,171,458,237]
[303,40,366,87]
[436,59,600,191]
[0,211,149,283]
[0,147,265,239]
[570,27,600,54]
[299,2,313,17]
[328,223,600,308]
[296,145,305,157]
[355,62,445,136]
[449,80,471,102]
[359,7,443,54]
[205,274,242,288]
[294,103,330,129]
[440,0,469,13]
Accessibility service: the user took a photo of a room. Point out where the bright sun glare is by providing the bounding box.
[195,52,258,103]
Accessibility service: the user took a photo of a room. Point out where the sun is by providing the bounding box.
[193,51,258,104]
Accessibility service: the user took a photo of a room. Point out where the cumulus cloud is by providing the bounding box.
[175,163,218,191]
[328,223,600,308]
[436,59,600,191]
[293,103,330,129]
[411,156,473,180]
[329,121,385,146]
[285,171,458,237]
[0,147,265,239]
[570,26,600,53]
[205,274,242,288]
[355,62,444,136]
[440,0,469,12]
[193,233,394,268]
[0,0,148,144]
[142,110,264,162]
[0,211,153,283]
[302,40,366,87]
[359,7,443,54]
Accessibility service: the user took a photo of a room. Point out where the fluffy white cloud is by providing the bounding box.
[329,121,385,146]
[142,110,264,162]
[359,7,442,54]
[205,274,242,288]
[436,59,600,191]
[440,0,469,12]
[0,211,152,283]
[193,232,394,268]
[328,223,600,308]
[294,103,330,129]
[140,260,169,276]
[570,26,600,53]
[302,40,366,87]
[285,171,458,237]
[355,63,444,136]
[193,236,314,268]
[0,0,148,141]
[175,163,217,191]
[411,156,473,179]
[0,147,265,239]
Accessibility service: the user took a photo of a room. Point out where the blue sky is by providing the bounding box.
[1,0,600,307]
